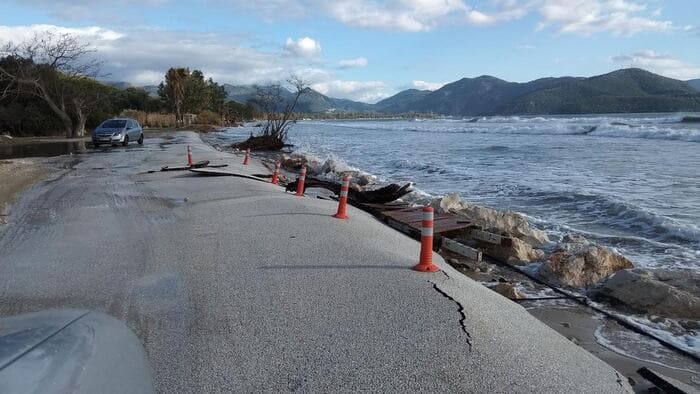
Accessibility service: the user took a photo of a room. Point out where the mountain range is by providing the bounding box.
[108,68,700,115]
[226,68,700,115]
[688,79,700,91]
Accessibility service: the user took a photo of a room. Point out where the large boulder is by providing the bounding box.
[538,236,633,287]
[590,269,700,320]
[473,234,545,265]
[492,283,525,300]
[280,153,306,169]
[433,193,549,246]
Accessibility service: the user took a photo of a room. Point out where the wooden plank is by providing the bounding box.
[638,367,697,394]
[469,229,502,245]
[441,238,482,261]
[433,218,472,234]
[383,209,453,224]
[385,218,419,238]
[188,168,268,183]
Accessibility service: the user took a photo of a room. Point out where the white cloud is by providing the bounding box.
[536,0,679,36]
[284,37,321,57]
[128,70,165,85]
[7,0,169,21]
[8,0,691,36]
[0,24,285,85]
[0,24,391,102]
[611,50,700,80]
[0,24,123,42]
[214,0,689,35]
[338,57,368,68]
[312,80,390,102]
[411,80,444,90]
[324,0,471,32]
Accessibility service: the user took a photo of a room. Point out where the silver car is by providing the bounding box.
[92,118,144,147]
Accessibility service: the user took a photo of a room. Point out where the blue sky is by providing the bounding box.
[1,0,698,102]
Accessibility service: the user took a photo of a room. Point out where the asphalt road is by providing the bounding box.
[0,132,632,393]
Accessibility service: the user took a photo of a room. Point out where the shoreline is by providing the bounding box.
[202,129,699,389]
[0,131,634,392]
[2,130,698,390]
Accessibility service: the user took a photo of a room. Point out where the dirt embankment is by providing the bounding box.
[0,158,48,224]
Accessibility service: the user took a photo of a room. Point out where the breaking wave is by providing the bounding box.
[518,188,700,247]
[307,115,700,143]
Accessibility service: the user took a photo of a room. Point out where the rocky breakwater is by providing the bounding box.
[538,234,634,288]
[590,269,700,322]
[432,193,548,265]
[277,161,697,323]
[435,193,699,323]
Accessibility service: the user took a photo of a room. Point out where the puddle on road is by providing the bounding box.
[1,140,158,160]
[0,141,88,160]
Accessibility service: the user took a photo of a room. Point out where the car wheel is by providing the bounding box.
[93,141,100,148]
[122,135,129,146]
[137,133,144,145]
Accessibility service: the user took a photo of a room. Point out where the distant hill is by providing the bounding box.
[104,81,132,90]
[374,89,432,113]
[688,79,700,91]
[105,68,700,115]
[223,84,372,113]
[377,69,700,115]
[142,85,160,97]
[503,69,700,114]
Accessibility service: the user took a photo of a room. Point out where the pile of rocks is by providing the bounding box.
[590,269,700,320]
[538,234,634,288]
[279,154,376,188]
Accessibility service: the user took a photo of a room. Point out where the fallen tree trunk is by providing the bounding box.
[232,135,286,151]
[285,177,413,204]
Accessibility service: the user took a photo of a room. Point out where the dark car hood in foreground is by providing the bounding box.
[0,309,153,394]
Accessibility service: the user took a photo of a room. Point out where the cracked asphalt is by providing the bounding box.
[0,132,632,393]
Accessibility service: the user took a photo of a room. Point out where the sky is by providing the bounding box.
[1,0,698,103]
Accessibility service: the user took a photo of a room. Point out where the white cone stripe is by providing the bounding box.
[423,212,433,221]
[422,228,433,236]
[340,190,348,197]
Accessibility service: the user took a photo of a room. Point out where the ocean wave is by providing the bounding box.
[519,188,700,246]
[306,118,700,143]
[589,124,700,142]
[594,324,700,370]
[469,114,690,125]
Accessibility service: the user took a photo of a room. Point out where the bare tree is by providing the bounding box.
[0,31,102,137]
[258,75,307,142]
[234,75,307,151]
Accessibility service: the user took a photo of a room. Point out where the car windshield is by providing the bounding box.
[100,120,126,128]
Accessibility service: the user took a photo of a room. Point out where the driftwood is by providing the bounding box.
[159,161,228,172]
[233,135,285,151]
[285,177,413,204]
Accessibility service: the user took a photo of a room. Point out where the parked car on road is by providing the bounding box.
[92,118,144,147]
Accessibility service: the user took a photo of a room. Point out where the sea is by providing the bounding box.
[208,113,700,364]
[216,113,700,272]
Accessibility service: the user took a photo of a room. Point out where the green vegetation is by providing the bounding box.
[0,34,258,137]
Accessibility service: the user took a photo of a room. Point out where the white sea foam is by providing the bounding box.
[306,115,700,142]
[594,325,699,372]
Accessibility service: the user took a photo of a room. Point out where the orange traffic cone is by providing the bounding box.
[295,166,306,196]
[413,206,440,272]
[333,176,350,219]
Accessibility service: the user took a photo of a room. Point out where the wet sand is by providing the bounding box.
[0,158,49,224]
